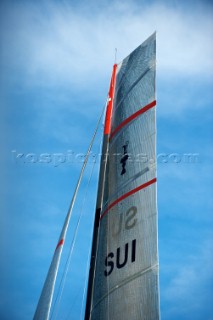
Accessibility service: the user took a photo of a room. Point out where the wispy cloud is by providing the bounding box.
[1,0,213,89]
[161,237,213,319]
[1,2,212,319]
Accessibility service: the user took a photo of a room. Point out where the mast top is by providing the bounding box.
[104,64,117,135]
[114,48,117,64]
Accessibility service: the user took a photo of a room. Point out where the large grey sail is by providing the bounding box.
[90,33,159,320]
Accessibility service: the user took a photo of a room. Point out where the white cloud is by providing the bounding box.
[162,238,213,318]
[1,1,213,88]
[1,3,212,319]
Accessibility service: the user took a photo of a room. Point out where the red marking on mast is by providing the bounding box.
[104,64,117,135]
[100,177,157,220]
[55,239,64,251]
[110,100,156,140]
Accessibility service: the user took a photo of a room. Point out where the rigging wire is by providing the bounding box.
[50,106,105,320]
[79,125,104,320]
[51,159,97,320]
[80,243,92,320]
[37,99,106,320]
[65,287,82,320]
[64,121,104,320]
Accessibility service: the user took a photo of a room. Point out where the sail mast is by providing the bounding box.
[85,64,117,319]
[33,110,104,320]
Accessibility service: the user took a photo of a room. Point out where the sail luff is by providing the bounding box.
[33,110,104,320]
[85,64,117,320]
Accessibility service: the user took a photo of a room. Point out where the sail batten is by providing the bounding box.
[113,65,153,113]
[110,99,156,139]
[100,178,157,220]
[102,166,150,208]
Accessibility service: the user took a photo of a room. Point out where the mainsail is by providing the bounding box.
[33,32,159,320]
[85,33,159,319]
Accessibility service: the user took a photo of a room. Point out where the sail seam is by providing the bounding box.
[92,263,159,312]
[100,177,156,220]
[110,100,156,140]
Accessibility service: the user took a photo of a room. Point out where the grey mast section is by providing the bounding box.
[84,135,110,320]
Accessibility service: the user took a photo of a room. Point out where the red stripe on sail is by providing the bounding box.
[55,239,64,251]
[110,100,156,140]
[100,177,157,220]
[104,64,117,135]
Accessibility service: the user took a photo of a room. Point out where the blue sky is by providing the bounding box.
[0,0,213,319]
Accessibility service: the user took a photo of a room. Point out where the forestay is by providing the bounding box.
[90,33,159,320]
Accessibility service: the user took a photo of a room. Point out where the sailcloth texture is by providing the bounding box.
[90,33,159,319]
